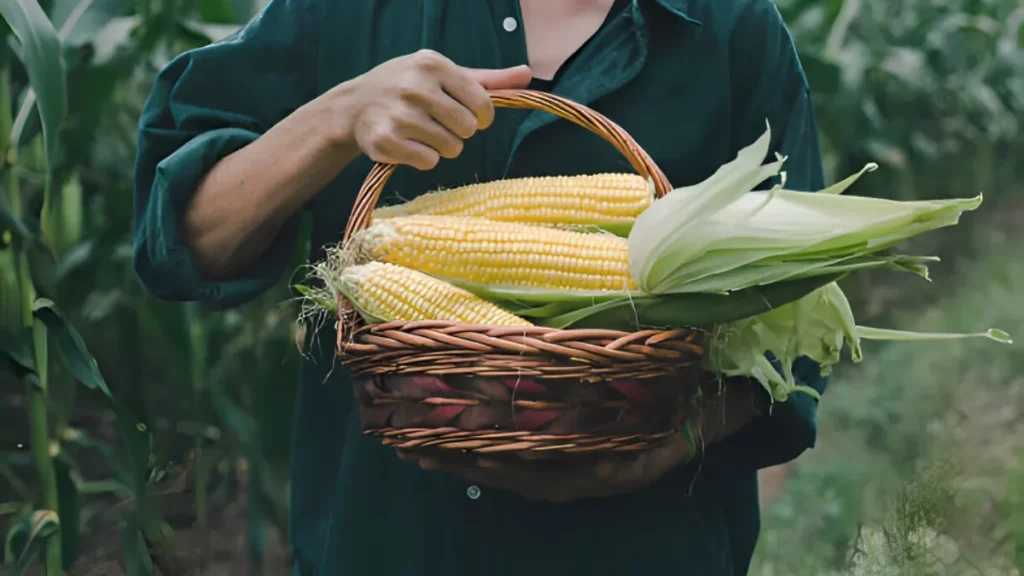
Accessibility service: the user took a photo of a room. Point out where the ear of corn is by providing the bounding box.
[372,173,654,227]
[346,215,637,292]
[339,261,533,326]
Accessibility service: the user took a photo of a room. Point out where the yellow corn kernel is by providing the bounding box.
[348,215,638,292]
[372,173,653,226]
[339,261,532,326]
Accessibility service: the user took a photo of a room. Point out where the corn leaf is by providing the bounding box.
[0,200,33,242]
[32,299,151,490]
[13,0,131,149]
[54,454,80,569]
[121,521,154,576]
[0,0,67,166]
[5,510,59,576]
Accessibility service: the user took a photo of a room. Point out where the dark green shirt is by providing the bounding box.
[133,1,828,574]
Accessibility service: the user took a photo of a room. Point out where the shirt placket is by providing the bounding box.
[487,0,530,68]
[502,1,652,175]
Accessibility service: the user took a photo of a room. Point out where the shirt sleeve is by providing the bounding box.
[713,0,830,470]
[132,0,320,308]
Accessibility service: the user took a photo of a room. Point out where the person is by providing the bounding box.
[132,0,829,574]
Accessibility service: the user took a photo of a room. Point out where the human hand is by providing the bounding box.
[321,49,532,170]
[397,426,698,503]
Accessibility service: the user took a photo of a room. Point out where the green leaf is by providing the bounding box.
[179,19,240,44]
[230,0,258,22]
[51,0,130,47]
[0,200,33,242]
[212,384,289,536]
[542,273,841,330]
[53,455,79,569]
[89,15,137,64]
[0,326,34,376]
[31,298,151,487]
[0,0,67,166]
[5,509,60,576]
[27,241,56,297]
[31,298,110,396]
[59,427,129,485]
[854,326,1013,344]
[12,0,131,155]
[58,57,127,173]
[134,296,192,391]
[436,272,839,330]
[799,50,841,96]
[121,521,153,576]
[196,0,235,23]
[3,510,28,563]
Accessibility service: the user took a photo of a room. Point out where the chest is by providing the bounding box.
[310,0,734,253]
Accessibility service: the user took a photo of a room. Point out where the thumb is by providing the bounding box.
[462,64,533,90]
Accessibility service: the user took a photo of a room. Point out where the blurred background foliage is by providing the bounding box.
[0,0,1020,574]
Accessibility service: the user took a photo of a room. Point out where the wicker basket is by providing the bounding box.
[336,89,709,457]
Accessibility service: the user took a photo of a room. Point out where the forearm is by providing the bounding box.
[181,99,359,281]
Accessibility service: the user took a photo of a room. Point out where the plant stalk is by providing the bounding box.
[5,58,62,575]
[11,154,63,576]
[194,435,207,524]
[29,320,62,576]
[188,306,209,525]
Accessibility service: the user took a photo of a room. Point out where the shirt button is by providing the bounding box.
[467,485,481,500]
[502,17,518,32]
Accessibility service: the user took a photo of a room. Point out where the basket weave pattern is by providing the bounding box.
[354,369,708,453]
[337,90,705,455]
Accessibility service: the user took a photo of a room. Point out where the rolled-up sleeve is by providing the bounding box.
[132,0,319,307]
[717,0,830,470]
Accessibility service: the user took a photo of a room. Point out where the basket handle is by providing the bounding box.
[342,88,672,241]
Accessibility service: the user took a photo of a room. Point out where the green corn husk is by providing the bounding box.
[706,282,1012,402]
[443,272,841,330]
[627,123,983,295]
[441,252,937,330]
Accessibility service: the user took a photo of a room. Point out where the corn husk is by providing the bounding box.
[628,124,983,295]
[706,282,1012,401]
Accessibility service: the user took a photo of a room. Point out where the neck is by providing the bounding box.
[518,0,617,80]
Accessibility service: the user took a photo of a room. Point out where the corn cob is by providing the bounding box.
[372,173,653,226]
[346,215,638,292]
[339,261,532,326]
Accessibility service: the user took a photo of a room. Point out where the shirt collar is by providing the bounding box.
[644,0,704,26]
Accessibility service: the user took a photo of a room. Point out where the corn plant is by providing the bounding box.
[2,0,296,573]
[0,2,72,573]
[0,2,172,574]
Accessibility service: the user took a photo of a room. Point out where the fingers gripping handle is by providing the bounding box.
[343,89,671,241]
